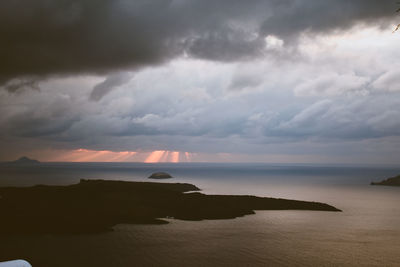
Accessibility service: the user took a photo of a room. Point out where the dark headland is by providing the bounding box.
[371,174,400,186]
[148,172,173,179]
[0,179,341,234]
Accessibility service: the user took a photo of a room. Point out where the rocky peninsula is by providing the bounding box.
[0,179,341,234]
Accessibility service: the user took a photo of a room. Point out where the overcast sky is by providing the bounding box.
[1,0,400,164]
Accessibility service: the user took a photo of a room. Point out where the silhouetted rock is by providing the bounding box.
[9,156,40,165]
[0,179,341,234]
[149,172,173,179]
[371,175,400,186]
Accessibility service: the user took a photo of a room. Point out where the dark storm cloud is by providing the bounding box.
[0,0,395,88]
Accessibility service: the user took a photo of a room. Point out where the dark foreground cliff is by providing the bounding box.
[371,175,400,186]
[0,179,341,234]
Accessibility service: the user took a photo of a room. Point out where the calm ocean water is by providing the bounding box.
[1,162,400,266]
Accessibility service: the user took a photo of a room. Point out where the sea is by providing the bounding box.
[0,162,400,267]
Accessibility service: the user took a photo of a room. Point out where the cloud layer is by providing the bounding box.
[1,1,400,164]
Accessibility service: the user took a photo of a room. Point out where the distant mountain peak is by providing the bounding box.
[11,156,40,164]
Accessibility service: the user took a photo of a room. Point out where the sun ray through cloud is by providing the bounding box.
[144,150,166,163]
[160,151,170,162]
[170,151,180,163]
[184,152,191,162]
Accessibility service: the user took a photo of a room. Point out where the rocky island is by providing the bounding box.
[371,174,400,186]
[148,172,173,179]
[0,179,341,234]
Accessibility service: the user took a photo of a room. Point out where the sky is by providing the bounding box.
[1,0,400,164]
